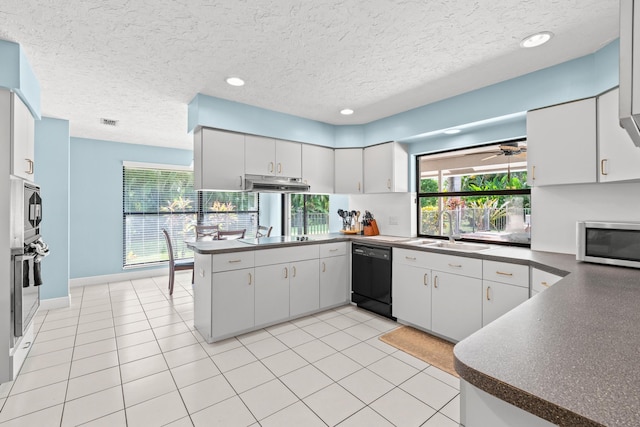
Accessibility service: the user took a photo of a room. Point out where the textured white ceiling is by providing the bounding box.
[0,0,620,149]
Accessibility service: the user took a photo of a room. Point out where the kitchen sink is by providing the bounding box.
[425,241,492,252]
[404,238,439,245]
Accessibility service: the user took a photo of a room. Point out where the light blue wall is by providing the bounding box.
[34,118,70,300]
[188,94,336,147]
[0,40,41,118]
[189,40,620,150]
[335,125,366,148]
[69,138,192,279]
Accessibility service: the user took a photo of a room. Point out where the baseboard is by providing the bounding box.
[69,267,168,288]
[39,296,70,310]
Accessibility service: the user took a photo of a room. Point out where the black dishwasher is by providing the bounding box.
[351,243,394,319]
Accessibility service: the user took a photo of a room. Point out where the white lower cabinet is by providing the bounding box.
[392,263,432,330]
[289,259,320,317]
[194,252,256,342]
[482,260,529,326]
[212,268,255,338]
[254,257,321,324]
[393,248,482,342]
[432,271,482,342]
[319,243,349,309]
[255,264,290,325]
[482,280,528,326]
[531,268,563,296]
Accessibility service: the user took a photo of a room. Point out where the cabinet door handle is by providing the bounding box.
[269,162,274,173]
[329,248,339,252]
[405,256,416,261]
[600,159,608,176]
[284,267,288,279]
[486,286,491,301]
[238,175,243,188]
[540,281,549,288]
[22,341,31,349]
[199,269,205,278]
[433,275,439,288]
[423,273,428,286]
[248,272,252,285]
[532,165,536,181]
[448,263,462,268]
[228,259,242,263]
[357,181,361,192]
[496,271,513,276]
[322,262,326,272]
[387,179,391,190]
[292,266,296,277]
[26,158,34,175]
[277,163,282,174]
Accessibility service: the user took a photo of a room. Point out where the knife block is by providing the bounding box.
[364,219,379,236]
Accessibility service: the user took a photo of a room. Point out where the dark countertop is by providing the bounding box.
[454,258,640,427]
[188,233,640,426]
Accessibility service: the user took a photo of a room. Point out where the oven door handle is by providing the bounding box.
[15,254,36,262]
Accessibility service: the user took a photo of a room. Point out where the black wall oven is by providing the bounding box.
[351,243,394,319]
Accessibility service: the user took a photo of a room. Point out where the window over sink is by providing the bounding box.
[416,139,531,246]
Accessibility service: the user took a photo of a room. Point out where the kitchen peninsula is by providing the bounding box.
[188,235,351,343]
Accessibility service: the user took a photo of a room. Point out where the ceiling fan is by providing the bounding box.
[481,142,527,161]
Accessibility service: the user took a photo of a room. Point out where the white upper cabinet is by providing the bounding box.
[334,148,363,194]
[245,135,302,178]
[597,88,640,182]
[194,128,245,191]
[6,91,35,181]
[245,135,275,175]
[526,97,597,186]
[302,144,334,193]
[364,142,408,193]
[276,140,302,178]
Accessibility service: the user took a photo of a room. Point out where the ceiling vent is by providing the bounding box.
[100,118,118,127]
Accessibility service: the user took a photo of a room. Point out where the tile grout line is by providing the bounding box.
[14,274,460,427]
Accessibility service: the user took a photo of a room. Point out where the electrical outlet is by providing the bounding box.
[388,216,399,225]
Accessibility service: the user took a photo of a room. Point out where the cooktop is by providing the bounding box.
[239,235,323,245]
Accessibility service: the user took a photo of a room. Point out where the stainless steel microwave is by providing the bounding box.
[577,221,640,268]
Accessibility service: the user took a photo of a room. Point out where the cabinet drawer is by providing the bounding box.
[428,252,482,278]
[483,260,529,288]
[394,248,481,278]
[320,242,347,258]
[212,251,255,272]
[394,248,432,267]
[531,268,563,294]
[255,245,319,266]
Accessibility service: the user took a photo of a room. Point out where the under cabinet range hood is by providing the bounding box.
[620,0,640,147]
[244,174,310,193]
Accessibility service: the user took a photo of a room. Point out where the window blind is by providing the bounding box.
[123,166,197,267]
[123,165,261,267]
[199,192,259,236]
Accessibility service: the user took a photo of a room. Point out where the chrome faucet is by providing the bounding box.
[440,211,459,243]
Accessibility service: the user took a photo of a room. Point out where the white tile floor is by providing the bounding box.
[0,272,461,426]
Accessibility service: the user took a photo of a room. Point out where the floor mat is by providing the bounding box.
[380,325,458,377]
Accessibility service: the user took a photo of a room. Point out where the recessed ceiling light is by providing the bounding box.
[226,77,245,86]
[520,31,553,48]
[340,108,354,115]
[444,129,461,135]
